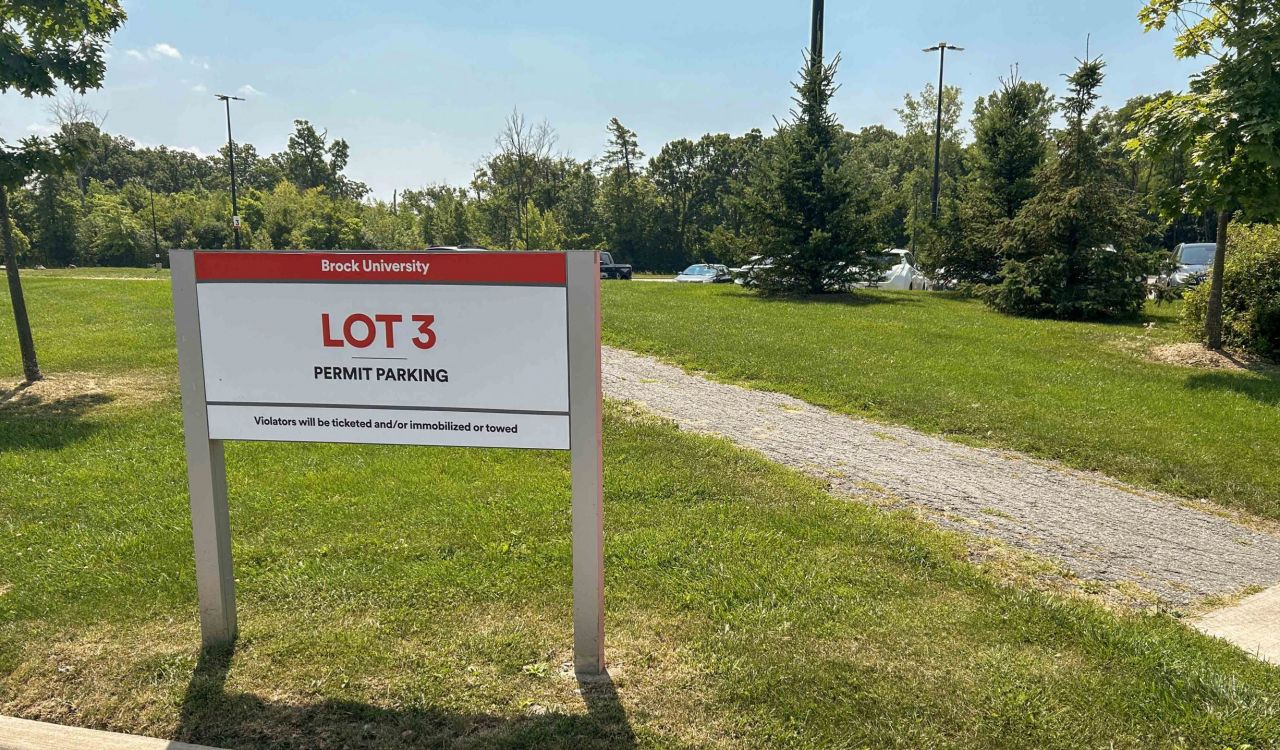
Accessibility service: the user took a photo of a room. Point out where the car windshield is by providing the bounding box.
[681,265,714,276]
[1178,244,1216,266]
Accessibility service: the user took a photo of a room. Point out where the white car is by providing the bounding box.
[871,249,930,291]
[731,256,774,287]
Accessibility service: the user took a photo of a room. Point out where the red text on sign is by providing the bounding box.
[322,313,438,350]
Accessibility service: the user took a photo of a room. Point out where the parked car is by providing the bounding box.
[868,249,930,291]
[731,256,774,287]
[675,264,733,283]
[849,248,931,289]
[1166,242,1216,288]
[600,252,633,280]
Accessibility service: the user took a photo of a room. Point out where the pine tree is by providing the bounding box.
[989,58,1149,320]
[940,74,1053,285]
[752,54,865,295]
[602,118,643,180]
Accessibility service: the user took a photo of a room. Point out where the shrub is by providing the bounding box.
[1184,223,1280,357]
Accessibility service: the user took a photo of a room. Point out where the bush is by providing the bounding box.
[1184,223,1280,357]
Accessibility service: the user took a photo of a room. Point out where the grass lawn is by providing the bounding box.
[1,276,1279,748]
[21,266,172,279]
[603,283,1280,521]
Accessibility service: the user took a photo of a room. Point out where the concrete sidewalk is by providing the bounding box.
[1196,585,1280,664]
[0,716,223,750]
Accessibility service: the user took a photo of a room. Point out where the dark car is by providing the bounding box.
[600,252,633,280]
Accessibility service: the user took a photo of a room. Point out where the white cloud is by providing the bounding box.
[126,49,145,60]
[237,84,265,97]
[150,43,182,60]
[26,123,55,135]
[192,83,208,93]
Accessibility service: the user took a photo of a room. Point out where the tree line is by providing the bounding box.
[4,0,1277,384]
[6,74,1218,276]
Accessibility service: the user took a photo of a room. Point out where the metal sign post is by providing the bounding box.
[566,252,604,674]
[170,249,606,673]
[171,250,237,646]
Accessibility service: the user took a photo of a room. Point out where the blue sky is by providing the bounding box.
[1,0,1202,199]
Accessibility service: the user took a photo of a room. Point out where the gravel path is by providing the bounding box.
[603,346,1280,605]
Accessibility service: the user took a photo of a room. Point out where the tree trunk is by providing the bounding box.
[0,184,43,383]
[1205,208,1233,351]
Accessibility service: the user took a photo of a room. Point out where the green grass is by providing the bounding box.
[603,283,1280,520]
[2,276,1279,749]
[21,266,172,279]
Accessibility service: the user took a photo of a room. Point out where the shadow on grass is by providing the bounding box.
[1184,370,1280,407]
[0,384,111,452]
[735,289,932,309]
[176,645,636,750]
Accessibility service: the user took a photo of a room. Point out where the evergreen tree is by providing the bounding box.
[990,58,1149,320]
[972,75,1054,221]
[601,118,643,180]
[597,118,656,264]
[942,75,1054,285]
[751,54,865,294]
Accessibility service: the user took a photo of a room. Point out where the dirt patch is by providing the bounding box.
[0,371,172,414]
[1148,343,1278,374]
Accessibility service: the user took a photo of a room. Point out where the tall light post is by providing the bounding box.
[148,182,161,271]
[810,0,825,63]
[923,43,963,220]
[215,94,245,249]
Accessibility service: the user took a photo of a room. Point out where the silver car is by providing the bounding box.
[675,264,733,283]
[1168,243,1216,287]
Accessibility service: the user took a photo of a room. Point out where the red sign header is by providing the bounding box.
[194,251,568,286]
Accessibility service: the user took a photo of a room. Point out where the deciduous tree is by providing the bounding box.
[1129,0,1280,349]
[1,0,126,382]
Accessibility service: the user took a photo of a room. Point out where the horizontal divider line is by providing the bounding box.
[206,402,570,417]
[194,280,568,288]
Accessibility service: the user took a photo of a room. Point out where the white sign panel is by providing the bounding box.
[191,251,573,449]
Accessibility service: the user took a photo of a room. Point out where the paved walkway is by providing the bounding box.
[603,347,1280,606]
[1195,585,1280,663]
[0,716,221,750]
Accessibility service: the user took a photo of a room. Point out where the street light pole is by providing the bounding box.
[148,183,161,271]
[215,94,246,249]
[810,0,825,63]
[923,43,963,221]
